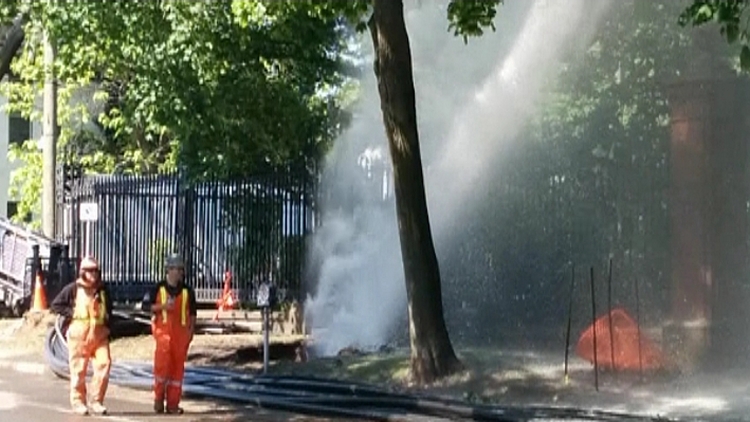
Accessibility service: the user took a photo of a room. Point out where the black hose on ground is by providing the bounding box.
[43,316,680,422]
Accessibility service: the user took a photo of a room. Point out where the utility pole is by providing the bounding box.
[41,31,57,238]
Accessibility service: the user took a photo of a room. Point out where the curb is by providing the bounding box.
[0,358,48,375]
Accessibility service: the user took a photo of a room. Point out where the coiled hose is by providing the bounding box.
[44,316,677,421]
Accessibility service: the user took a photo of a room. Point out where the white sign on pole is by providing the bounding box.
[79,202,99,222]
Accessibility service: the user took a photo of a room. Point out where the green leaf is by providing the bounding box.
[447,0,502,41]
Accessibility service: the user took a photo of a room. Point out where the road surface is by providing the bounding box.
[0,365,332,422]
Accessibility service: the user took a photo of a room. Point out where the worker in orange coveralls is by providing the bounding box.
[50,256,113,416]
[141,253,197,414]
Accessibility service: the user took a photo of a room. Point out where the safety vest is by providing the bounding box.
[158,286,189,326]
[72,287,107,326]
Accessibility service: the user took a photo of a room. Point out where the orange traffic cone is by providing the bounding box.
[214,271,238,321]
[32,272,48,312]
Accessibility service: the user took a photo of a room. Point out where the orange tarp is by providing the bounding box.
[575,307,666,371]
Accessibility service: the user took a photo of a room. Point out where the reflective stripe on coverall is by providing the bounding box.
[152,286,190,408]
[68,284,111,407]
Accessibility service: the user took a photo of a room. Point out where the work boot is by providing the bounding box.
[166,407,184,414]
[72,402,89,416]
[90,402,108,415]
[154,400,165,414]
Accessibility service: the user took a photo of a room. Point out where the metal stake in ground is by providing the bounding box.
[564,263,575,384]
[634,276,643,380]
[589,266,599,391]
[607,258,615,372]
[263,306,270,373]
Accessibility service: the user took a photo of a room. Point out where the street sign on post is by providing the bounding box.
[79,202,99,222]
[79,202,98,256]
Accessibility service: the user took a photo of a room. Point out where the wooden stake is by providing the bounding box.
[635,276,643,379]
[590,266,599,391]
[564,263,575,383]
[607,258,615,372]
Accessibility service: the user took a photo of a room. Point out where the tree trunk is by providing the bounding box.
[368,0,462,384]
[0,15,25,81]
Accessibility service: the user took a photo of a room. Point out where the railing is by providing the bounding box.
[0,217,65,308]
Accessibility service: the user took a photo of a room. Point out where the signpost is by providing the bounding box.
[79,202,99,256]
[256,282,277,374]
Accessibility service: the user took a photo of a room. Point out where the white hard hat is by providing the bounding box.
[165,253,184,269]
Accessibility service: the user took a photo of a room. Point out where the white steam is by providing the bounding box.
[305,0,613,356]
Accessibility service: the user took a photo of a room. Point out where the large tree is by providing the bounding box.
[365,0,458,383]
[363,0,502,383]
[365,0,502,384]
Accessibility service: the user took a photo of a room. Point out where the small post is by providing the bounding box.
[263,306,270,374]
[635,277,643,379]
[607,258,615,372]
[590,266,599,391]
[85,221,92,256]
[257,282,275,375]
[564,263,575,384]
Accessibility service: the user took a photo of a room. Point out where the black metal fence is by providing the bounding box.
[56,170,315,306]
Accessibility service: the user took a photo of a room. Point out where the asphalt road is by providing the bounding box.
[0,365,328,422]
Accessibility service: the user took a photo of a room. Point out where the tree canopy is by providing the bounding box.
[1,0,359,223]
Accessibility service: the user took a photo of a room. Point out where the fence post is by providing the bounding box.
[175,171,196,282]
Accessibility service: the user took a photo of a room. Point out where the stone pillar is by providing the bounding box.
[664,80,713,370]
[665,77,750,370]
[662,24,750,370]
[705,80,750,368]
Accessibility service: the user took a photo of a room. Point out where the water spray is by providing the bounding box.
[307,0,615,356]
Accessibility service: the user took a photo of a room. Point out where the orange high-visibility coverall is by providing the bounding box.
[150,283,194,410]
[51,268,112,409]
